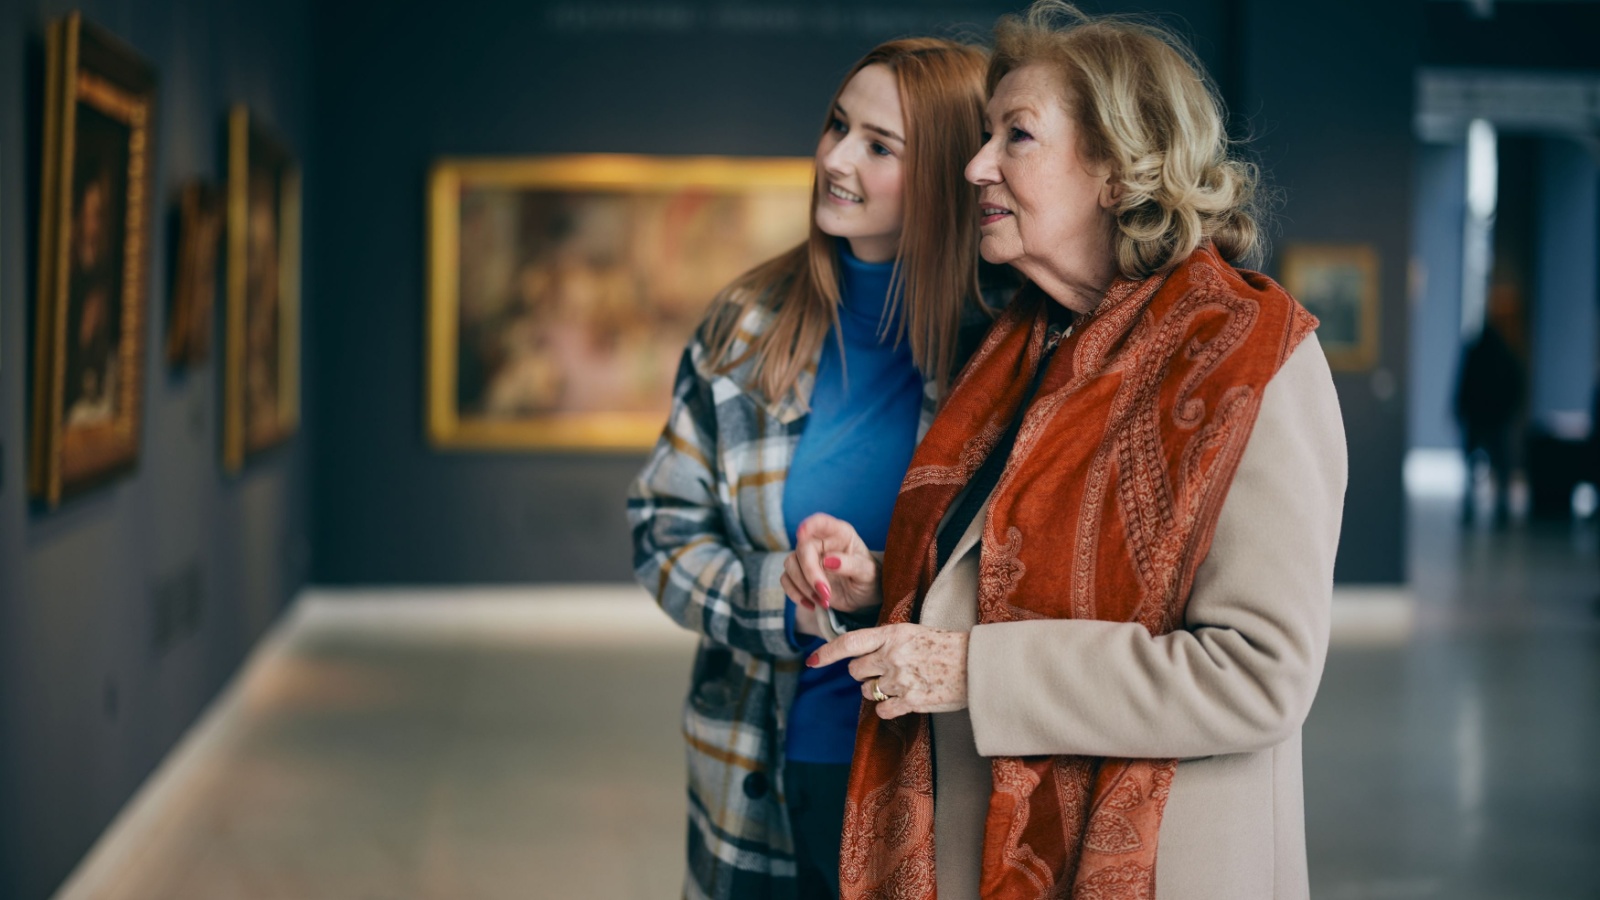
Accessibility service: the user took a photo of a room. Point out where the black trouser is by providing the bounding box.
[784,761,851,900]
[1463,427,1514,525]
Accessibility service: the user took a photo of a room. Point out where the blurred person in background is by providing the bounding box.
[1454,282,1527,527]
[629,37,1010,900]
[796,3,1346,896]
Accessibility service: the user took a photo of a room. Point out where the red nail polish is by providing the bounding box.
[816,581,831,605]
[823,556,841,570]
[806,652,819,667]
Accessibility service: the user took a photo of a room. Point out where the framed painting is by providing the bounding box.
[30,13,155,507]
[166,180,222,368]
[427,154,814,450]
[1280,243,1380,371]
[223,106,300,473]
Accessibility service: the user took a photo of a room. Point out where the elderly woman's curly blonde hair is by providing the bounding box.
[990,0,1265,279]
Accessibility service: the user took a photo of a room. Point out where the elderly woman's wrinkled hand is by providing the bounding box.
[782,513,882,615]
[808,623,968,719]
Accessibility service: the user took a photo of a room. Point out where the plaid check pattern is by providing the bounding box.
[628,301,940,900]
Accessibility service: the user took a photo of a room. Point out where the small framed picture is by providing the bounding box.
[1280,243,1379,371]
[223,105,300,473]
[30,13,156,506]
[426,154,813,450]
[166,180,223,368]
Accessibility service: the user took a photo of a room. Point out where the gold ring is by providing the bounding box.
[872,679,889,703]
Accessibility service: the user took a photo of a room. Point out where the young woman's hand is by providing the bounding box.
[782,513,882,615]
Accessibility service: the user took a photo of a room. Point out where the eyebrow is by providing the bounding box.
[984,103,1035,128]
[835,103,905,144]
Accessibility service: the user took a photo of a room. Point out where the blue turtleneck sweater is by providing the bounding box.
[781,248,925,764]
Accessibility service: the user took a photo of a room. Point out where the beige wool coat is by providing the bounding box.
[913,334,1347,900]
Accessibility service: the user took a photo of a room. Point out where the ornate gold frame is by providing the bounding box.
[426,154,814,451]
[223,105,300,473]
[1280,243,1380,371]
[29,13,155,506]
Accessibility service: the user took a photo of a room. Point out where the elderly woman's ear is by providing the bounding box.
[1098,175,1123,210]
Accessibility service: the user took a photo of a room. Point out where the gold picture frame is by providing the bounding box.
[30,13,155,507]
[1280,243,1380,371]
[427,154,814,451]
[223,105,300,473]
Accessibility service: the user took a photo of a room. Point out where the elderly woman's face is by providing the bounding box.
[966,65,1118,292]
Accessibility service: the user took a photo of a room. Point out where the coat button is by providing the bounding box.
[742,771,769,799]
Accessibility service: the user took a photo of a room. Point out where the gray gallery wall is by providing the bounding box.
[309,0,1425,585]
[1530,138,1598,424]
[1239,0,1420,580]
[1409,141,1468,452]
[307,1,1062,583]
[307,0,1231,583]
[0,0,315,897]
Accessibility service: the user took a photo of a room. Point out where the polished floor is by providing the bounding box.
[1304,496,1599,900]
[51,501,1599,900]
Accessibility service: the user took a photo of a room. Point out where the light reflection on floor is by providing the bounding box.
[49,502,1599,899]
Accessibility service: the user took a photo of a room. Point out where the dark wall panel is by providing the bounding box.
[0,0,314,897]
[1243,0,1420,581]
[1409,141,1467,451]
[1531,137,1598,421]
[1423,0,1600,71]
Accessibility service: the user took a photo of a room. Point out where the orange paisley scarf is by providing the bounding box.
[840,244,1317,899]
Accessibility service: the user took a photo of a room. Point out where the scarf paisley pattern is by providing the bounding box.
[841,245,1318,899]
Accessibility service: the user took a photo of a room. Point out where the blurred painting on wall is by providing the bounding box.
[1281,243,1379,371]
[224,106,300,472]
[166,181,222,368]
[427,154,814,450]
[29,13,155,507]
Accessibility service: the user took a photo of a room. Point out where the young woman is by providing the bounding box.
[628,38,998,900]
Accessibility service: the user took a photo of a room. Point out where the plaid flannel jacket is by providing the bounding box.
[627,300,943,900]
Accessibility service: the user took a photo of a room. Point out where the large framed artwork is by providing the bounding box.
[223,106,300,473]
[165,180,222,368]
[30,13,155,507]
[1280,243,1380,371]
[427,154,814,450]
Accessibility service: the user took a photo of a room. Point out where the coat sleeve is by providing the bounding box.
[626,340,802,659]
[965,334,1348,758]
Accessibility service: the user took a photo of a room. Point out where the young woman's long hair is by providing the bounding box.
[703,38,990,404]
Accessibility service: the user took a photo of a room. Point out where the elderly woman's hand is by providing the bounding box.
[808,624,968,719]
[782,513,882,616]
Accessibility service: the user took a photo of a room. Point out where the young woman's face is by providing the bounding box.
[814,64,906,264]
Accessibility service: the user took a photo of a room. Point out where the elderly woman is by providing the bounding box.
[793,3,1347,897]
